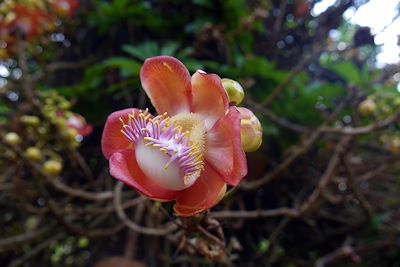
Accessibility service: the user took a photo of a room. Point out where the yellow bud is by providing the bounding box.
[25,147,42,161]
[37,126,48,135]
[358,98,376,116]
[42,160,63,176]
[20,115,40,127]
[4,132,22,145]
[59,101,71,110]
[389,137,400,154]
[222,78,245,105]
[5,12,16,24]
[238,107,262,152]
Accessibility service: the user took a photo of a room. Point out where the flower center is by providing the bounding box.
[120,109,205,191]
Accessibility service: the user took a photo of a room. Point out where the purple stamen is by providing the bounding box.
[121,109,204,185]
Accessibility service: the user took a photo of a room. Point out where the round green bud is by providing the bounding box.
[222,78,245,105]
[4,132,22,145]
[25,147,42,161]
[20,115,40,127]
[59,101,71,110]
[42,160,63,176]
[238,107,262,152]
[358,98,376,116]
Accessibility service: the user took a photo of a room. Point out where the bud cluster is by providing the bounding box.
[358,93,400,117]
[1,91,91,177]
[0,0,79,58]
[221,78,263,152]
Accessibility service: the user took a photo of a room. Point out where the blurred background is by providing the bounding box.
[1,0,400,266]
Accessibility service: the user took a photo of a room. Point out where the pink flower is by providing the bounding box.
[101,56,247,216]
[65,113,93,138]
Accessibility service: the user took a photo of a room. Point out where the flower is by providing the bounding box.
[51,0,79,17]
[102,56,249,217]
[5,4,52,40]
[64,113,93,139]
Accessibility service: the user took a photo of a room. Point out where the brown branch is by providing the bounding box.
[314,238,400,267]
[260,45,324,108]
[1,137,114,201]
[7,233,65,267]
[295,136,350,216]
[32,57,96,80]
[320,110,400,135]
[344,155,374,218]
[213,137,350,219]
[114,182,177,236]
[242,89,353,190]
[211,207,297,219]
[0,227,50,251]
[245,98,308,133]
[241,127,323,190]
[45,176,113,201]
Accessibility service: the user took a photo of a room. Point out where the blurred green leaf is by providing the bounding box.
[102,57,141,77]
[325,61,361,85]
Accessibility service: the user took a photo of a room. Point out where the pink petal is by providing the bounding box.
[204,106,248,186]
[101,108,138,159]
[191,71,229,129]
[140,56,192,116]
[174,163,227,217]
[109,150,183,201]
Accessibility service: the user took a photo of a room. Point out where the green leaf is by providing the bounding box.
[122,43,159,61]
[160,42,180,56]
[326,61,361,85]
[101,57,141,77]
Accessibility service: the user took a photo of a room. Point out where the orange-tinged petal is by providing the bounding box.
[174,163,227,217]
[204,107,248,186]
[191,71,229,130]
[101,108,138,159]
[109,150,183,201]
[140,56,192,115]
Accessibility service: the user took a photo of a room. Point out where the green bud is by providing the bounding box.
[238,107,262,152]
[59,101,71,110]
[42,160,63,176]
[25,147,42,161]
[4,132,22,145]
[222,78,245,105]
[20,115,40,127]
[358,98,376,116]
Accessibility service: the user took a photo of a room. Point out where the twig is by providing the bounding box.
[7,233,65,267]
[246,98,308,133]
[0,227,50,251]
[124,202,145,259]
[242,89,352,190]
[241,128,323,190]
[211,207,297,219]
[295,136,350,216]
[344,155,374,218]
[314,238,400,267]
[114,182,177,236]
[260,45,324,108]
[320,110,400,135]
[46,176,113,201]
[213,137,350,219]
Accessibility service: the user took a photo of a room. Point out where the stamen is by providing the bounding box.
[120,109,204,186]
